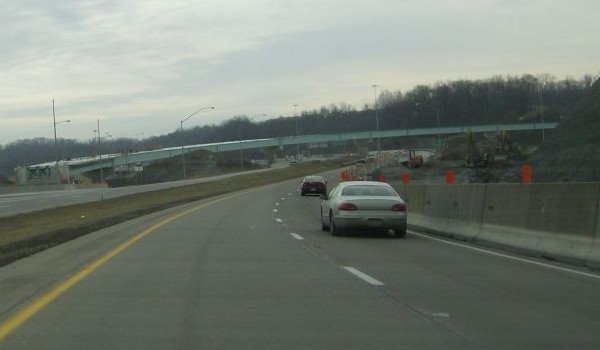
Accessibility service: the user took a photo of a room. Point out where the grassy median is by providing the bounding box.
[0,161,339,266]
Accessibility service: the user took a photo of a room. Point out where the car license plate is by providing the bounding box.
[310,188,316,191]
[367,219,383,227]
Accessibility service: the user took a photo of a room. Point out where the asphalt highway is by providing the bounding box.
[1,171,599,349]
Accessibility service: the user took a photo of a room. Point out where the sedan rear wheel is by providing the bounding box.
[321,209,330,231]
[394,228,407,239]
[330,215,343,237]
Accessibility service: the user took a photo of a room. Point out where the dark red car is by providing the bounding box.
[300,176,327,196]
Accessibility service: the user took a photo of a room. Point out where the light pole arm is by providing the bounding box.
[181,106,215,124]
[179,106,215,179]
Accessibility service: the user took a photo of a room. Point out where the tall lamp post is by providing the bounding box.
[293,104,300,159]
[180,106,215,179]
[415,102,441,147]
[238,114,267,170]
[92,118,107,183]
[52,100,71,172]
[372,84,381,153]
[538,81,545,142]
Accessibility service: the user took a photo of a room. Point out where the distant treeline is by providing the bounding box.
[0,74,594,177]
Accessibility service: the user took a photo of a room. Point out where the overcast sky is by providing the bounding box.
[1,0,598,145]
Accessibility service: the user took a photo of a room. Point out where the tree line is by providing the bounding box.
[0,74,594,177]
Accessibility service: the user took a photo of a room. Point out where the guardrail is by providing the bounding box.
[0,183,108,196]
[391,182,600,269]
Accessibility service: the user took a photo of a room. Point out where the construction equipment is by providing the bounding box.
[495,131,522,160]
[401,149,424,168]
[465,130,494,168]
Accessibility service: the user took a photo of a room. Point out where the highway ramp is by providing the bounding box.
[1,172,599,349]
[0,163,288,217]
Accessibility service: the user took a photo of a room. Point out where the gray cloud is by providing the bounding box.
[0,0,598,143]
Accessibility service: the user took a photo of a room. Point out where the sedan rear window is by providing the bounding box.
[304,176,324,182]
[341,185,397,197]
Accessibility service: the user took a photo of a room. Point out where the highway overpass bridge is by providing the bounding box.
[24,122,557,177]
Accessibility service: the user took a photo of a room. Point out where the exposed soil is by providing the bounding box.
[528,79,600,182]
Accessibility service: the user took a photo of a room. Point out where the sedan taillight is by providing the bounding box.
[391,203,406,212]
[338,203,358,211]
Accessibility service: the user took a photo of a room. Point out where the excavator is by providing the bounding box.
[401,150,424,168]
[494,131,522,161]
[465,130,495,168]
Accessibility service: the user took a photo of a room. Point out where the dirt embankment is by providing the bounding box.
[377,77,600,184]
[528,79,600,182]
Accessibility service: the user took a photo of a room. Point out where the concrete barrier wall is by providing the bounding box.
[392,182,600,269]
[589,203,600,269]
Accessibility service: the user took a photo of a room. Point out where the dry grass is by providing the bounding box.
[0,161,338,266]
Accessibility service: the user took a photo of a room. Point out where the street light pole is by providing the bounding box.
[238,114,266,170]
[372,84,381,153]
[52,100,71,179]
[416,102,441,146]
[293,104,299,159]
[539,82,545,142]
[180,106,215,179]
[53,100,58,167]
[238,121,244,170]
[97,118,104,183]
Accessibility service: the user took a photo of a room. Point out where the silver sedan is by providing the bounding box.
[320,181,407,238]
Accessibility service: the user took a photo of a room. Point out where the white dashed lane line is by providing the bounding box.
[273,209,278,213]
[275,218,283,223]
[289,233,304,240]
[343,267,385,286]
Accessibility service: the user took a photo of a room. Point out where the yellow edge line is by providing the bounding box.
[0,193,239,342]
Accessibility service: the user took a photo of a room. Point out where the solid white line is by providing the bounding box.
[289,233,304,240]
[408,230,600,281]
[275,218,283,223]
[343,267,385,286]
